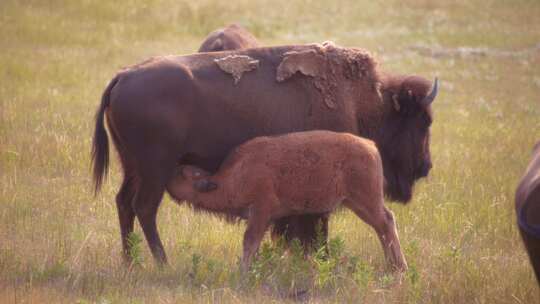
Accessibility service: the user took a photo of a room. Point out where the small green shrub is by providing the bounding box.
[126,232,144,267]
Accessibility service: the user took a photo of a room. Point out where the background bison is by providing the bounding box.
[92,42,437,264]
[516,141,540,284]
[198,23,260,52]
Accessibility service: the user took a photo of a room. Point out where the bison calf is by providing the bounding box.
[167,130,408,272]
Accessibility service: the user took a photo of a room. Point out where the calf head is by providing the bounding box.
[378,76,438,203]
[167,165,217,201]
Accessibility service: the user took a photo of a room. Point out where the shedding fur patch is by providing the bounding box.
[276,49,326,82]
[276,47,337,109]
[276,43,380,110]
[214,55,259,85]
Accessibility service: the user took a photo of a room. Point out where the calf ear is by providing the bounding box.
[194,180,218,192]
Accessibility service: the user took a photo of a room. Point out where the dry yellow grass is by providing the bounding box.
[1,0,540,303]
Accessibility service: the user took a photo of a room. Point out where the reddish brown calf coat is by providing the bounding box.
[167,131,408,272]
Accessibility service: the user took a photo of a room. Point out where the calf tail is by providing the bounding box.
[91,75,119,195]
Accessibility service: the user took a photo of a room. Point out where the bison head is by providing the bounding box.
[377,76,438,203]
[167,165,217,202]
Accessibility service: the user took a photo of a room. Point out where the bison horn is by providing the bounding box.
[421,77,439,107]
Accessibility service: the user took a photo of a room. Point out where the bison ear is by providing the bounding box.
[392,91,412,112]
[392,94,400,111]
[194,180,218,192]
[209,38,223,52]
[393,78,438,114]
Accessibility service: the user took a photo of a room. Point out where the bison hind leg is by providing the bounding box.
[116,174,137,264]
[130,153,178,265]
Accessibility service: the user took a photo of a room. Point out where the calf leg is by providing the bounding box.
[345,200,407,271]
[242,208,271,273]
[116,175,137,263]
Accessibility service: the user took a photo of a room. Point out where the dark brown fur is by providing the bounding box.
[91,43,437,264]
[515,141,540,285]
[167,131,408,272]
[198,24,260,53]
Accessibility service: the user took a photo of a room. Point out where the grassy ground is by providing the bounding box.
[1,0,540,303]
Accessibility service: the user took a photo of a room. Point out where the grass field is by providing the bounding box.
[1,0,540,303]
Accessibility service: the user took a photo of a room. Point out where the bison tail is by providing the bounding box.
[91,75,119,195]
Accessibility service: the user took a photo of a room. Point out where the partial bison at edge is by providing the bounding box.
[516,141,540,284]
[91,42,438,264]
[167,131,408,272]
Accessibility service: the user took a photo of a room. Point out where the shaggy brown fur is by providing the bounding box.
[167,131,408,272]
[515,141,540,285]
[91,42,437,264]
[198,24,260,52]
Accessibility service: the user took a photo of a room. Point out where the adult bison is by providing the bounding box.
[515,141,540,284]
[198,23,260,52]
[92,42,438,264]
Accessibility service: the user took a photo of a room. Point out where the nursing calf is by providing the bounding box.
[167,130,407,272]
